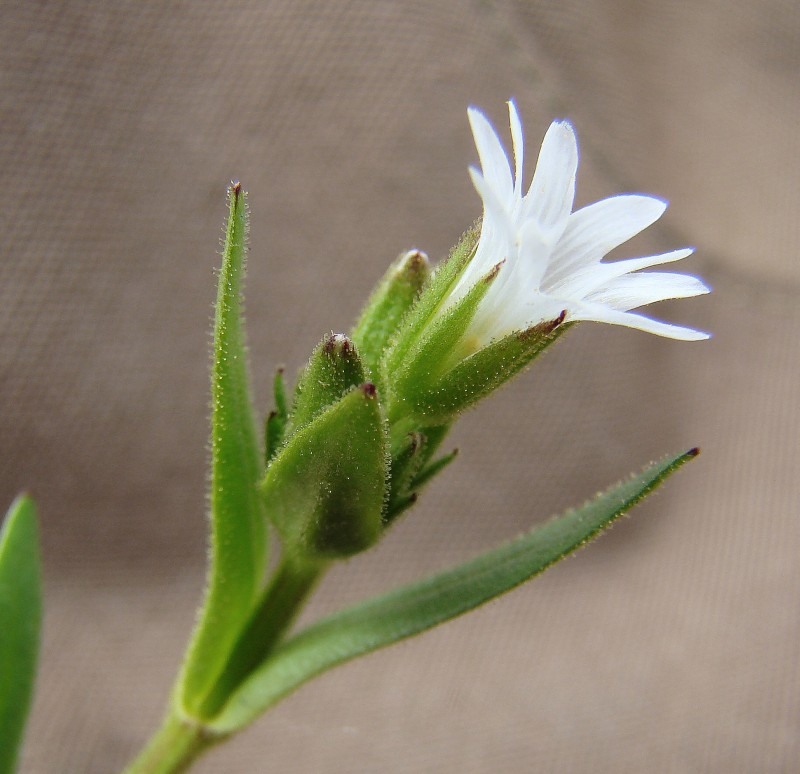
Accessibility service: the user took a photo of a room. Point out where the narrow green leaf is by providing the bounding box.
[209,449,698,733]
[178,183,267,715]
[0,495,42,774]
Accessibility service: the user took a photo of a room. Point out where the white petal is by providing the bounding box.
[599,248,695,278]
[568,300,710,340]
[469,167,515,237]
[508,100,524,193]
[468,107,513,197]
[543,195,667,287]
[585,272,711,311]
[524,120,578,229]
[545,248,696,299]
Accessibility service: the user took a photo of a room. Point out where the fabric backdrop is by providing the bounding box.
[1,1,797,771]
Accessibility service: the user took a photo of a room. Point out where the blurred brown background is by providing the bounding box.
[1,1,797,772]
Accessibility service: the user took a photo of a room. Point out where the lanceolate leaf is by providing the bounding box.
[178,183,267,715]
[209,449,697,733]
[0,495,42,774]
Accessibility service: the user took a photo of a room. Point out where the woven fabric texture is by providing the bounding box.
[1,1,797,771]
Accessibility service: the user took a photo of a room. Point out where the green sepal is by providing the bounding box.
[0,495,42,774]
[386,258,502,425]
[386,431,425,521]
[410,447,459,492]
[177,183,267,716]
[265,368,288,464]
[382,222,479,379]
[412,424,451,469]
[397,315,569,427]
[263,383,389,559]
[209,449,699,734]
[385,426,457,523]
[288,334,367,435]
[351,250,430,378]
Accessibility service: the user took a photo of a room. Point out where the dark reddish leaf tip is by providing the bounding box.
[686,447,700,458]
[360,383,377,398]
[231,180,242,199]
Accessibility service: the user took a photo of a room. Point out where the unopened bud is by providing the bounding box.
[263,383,389,559]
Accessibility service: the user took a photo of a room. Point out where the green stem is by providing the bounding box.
[122,712,220,774]
[199,554,326,717]
[124,556,325,774]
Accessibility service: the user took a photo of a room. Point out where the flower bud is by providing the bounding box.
[262,383,389,559]
[288,333,367,434]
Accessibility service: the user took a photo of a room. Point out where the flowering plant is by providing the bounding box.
[0,102,707,773]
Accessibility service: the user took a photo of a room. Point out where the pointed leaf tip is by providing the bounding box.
[210,449,696,732]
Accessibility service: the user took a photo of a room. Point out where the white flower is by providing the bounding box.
[447,101,710,350]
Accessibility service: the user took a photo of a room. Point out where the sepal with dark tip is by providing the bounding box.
[382,222,480,379]
[384,258,504,425]
[262,383,389,560]
[389,314,569,427]
[288,333,367,435]
[385,427,458,524]
[351,249,430,378]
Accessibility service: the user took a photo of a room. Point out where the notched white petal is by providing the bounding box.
[569,301,710,341]
[468,107,513,196]
[508,99,524,192]
[545,194,668,286]
[525,121,578,230]
[586,272,710,311]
